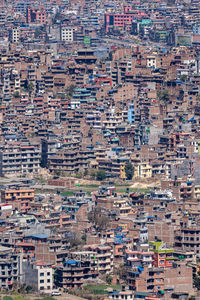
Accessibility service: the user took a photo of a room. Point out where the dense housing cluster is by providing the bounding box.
[1,0,200,299]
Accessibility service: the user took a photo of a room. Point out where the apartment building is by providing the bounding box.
[26,7,47,25]
[0,144,40,176]
[60,27,75,42]
[175,226,200,254]
[49,149,95,173]
[83,244,114,273]
[9,28,20,43]
[54,254,98,289]
[149,241,174,268]
[1,187,34,213]
[0,246,23,290]
[23,261,53,293]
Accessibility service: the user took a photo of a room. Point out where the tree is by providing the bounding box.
[114,264,128,281]
[88,208,109,231]
[106,274,112,285]
[90,170,96,179]
[13,91,20,98]
[125,162,134,180]
[96,169,106,181]
[180,74,187,82]
[25,285,33,294]
[66,84,76,98]
[34,27,43,39]
[194,274,200,290]
[27,82,34,97]
[157,89,170,104]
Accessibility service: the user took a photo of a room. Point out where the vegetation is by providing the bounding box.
[3,297,14,300]
[61,191,75,197]
[88,207,110,231]
[96,169,106,181]
[157,89,170,104]
[125,162,134,180]
[83,284,121,295]
[106,274,113,284]
[2,296,56,300]
[114,264,128,281]
[13,91,20,98]
[180,74,187,82]
[27,82,34,97]
[194,273,200,290]
[34,27,43,39]
[65,84,76,99]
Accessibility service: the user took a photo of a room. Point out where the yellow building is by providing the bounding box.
[120,164,126,179]
[134,163,152,178]
[194,185,200,200]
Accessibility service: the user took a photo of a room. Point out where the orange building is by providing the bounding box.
[1,187,34,213]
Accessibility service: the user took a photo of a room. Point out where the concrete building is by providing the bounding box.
[0,246,23,290]
[0,144,40,176]
[60,27,75,42]
[23,261,53,293]
[9,28,20,43]
[1,187,34,213]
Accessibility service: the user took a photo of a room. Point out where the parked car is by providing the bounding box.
[52,291,61,296]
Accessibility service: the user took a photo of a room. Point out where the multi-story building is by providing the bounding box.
[149,241,174,268]
[0,246,23,290]
[9,28,20,43]
[26,7,47,25]
[0,144,40,176]
[23,261,53,293]
[83,245,113,273]
[175,226,200,254]
[60,27,75,42]
[104,13,135,32]
[54,253,98,289]
[1,187,34,213]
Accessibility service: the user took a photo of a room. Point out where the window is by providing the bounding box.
[40,286,44,290]
[47,272,50,276]
[40,273,44,277]
[47,279,50,283]
[40,280,44,283]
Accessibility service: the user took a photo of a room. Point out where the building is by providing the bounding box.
[0,144,40,176]
[1,187,34,213]
[23,261,53,293]
[149,241,174,268]
[60,27,75,42]
[54,254,98,289]
[104,13,135,32]
[0,246,23,290]
[9,28,20,43]
[26,7,46,25]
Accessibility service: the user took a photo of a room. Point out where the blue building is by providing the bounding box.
[128,103,135,124]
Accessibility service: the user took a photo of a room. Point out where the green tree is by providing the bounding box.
[13,91,20,98]
[194,275,200,290]
[125,162,134,180]
[66,84,76,98]
[34,27,43,39]
[88,208,109,231]
[180,74,187,82]
[114,264,128,281]
[157,89,170,104]
[27,82,34,96]
[25,285,33,293]
[106,274,113,285]
[96,169,106,181]
[90,170,96,179]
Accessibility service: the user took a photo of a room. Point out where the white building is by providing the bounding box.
[60,27,75,42]
[9,28,20,43]
[23,261,53,293]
